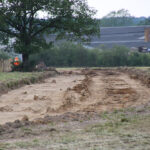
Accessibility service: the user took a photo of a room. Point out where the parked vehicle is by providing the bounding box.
[138,46,149,53]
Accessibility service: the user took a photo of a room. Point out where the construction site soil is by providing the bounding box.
[0,68,150,126]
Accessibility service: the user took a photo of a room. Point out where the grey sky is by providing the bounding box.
[87,0,150,18]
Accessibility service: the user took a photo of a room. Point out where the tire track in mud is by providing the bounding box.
[99,71,139,109]
[48,69,149,113]
[61,69,150,113]
[82,70,150,112]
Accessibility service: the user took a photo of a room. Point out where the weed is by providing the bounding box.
[61,135,77,144]
[15,141,40,149]
[0,143,10,150]
[48,121,56,126]
[32,139,39,144]
[21,127,33,134]
[121,118,129,122]
[100,111,109,119]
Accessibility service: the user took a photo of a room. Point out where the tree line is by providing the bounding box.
[100,9,150,27]
[27,42,150,70]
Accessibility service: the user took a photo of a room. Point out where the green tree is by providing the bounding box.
[101,9,133,27]
[139,17,150,25]
[0,0,100,69]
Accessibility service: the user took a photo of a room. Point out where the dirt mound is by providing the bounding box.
[72,75,91,94]
[101,70,120,76]
[35,62,59,73]
[48,75,92,113]
[81,68,98,76]
[0,112,100,137]
[0,106,13,112]
[107,88,136,95]
[60,70,81,76]
[118,67,150,88]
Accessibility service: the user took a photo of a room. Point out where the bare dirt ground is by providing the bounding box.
[0,68,150,150]
[0,69,150,124]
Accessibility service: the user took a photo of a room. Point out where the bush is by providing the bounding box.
[0,51,10,60]
[28,42,150,68]
[29,42,100,68]
[98,46,129,67]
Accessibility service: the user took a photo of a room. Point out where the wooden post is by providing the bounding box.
[0,59,12,72]
[0,60,2,72]
[145,28,150,42]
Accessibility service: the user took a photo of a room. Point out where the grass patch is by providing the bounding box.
[135,67,150,71]
[21,127,33,134]
[60,134,78,144]
[87,120,130,135]
[0,71,57,95]
[0,72,42,83]
[14,140,40,149]
[0,143,10,150]
[86,109,149,136]
[3,112,150,150]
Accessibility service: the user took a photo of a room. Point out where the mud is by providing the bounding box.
[0,69,150,126]
[117,67,150,87]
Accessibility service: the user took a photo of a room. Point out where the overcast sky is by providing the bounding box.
[87,0,150,18]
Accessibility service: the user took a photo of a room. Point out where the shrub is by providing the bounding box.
[27,42,150,68]
[0,51,10,60]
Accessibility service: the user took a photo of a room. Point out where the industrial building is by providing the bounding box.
[85,25,150,51]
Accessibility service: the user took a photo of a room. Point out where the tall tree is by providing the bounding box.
[101,9,133,27]
[0,0,100,68]
[139,17,150,25]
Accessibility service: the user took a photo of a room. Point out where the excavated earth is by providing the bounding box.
[0,69,150,125]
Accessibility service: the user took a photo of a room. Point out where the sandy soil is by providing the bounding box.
[0,69,150,125]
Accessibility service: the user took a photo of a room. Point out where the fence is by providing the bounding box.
[0,59,12,72]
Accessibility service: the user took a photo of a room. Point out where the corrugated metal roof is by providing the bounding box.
[85,25,150,48]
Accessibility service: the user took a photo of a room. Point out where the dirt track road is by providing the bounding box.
[0,69,150,124]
